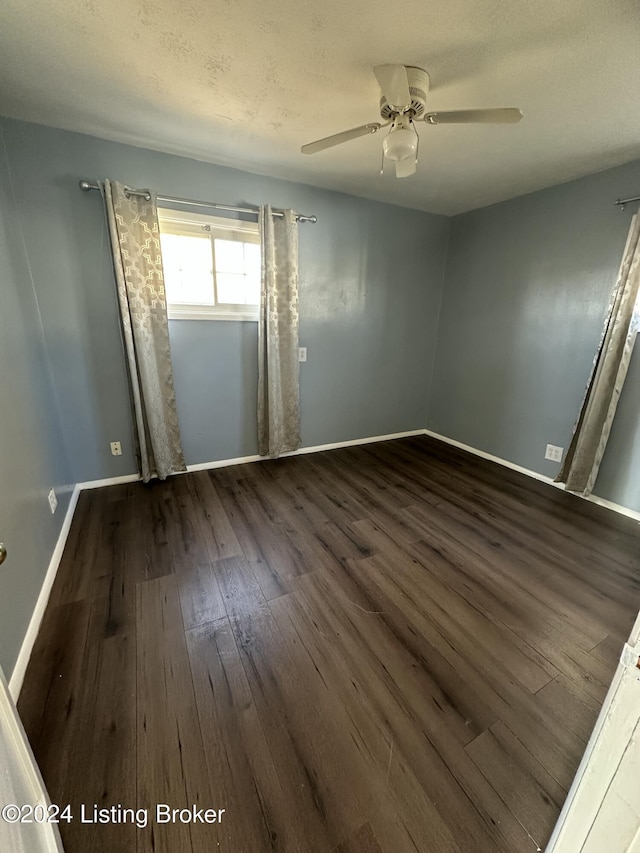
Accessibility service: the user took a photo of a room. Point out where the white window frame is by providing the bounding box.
[158,208,260,322]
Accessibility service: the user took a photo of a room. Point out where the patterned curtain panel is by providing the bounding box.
[557,213,640,495]
[257,205,301,457]
[102,179,186,482]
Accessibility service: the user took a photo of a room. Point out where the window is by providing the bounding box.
[158,209,260,320]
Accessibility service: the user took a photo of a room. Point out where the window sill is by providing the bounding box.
[167,308,259,322]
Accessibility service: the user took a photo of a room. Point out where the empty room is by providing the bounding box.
[1,0,640,851]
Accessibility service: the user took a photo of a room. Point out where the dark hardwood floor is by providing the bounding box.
[18,436,640,852]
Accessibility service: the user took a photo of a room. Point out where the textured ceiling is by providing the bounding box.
[1,0,640,215]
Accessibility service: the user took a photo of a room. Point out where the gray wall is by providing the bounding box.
[429,160,640,511]
[0,118,450,478]
[0,127,74,677]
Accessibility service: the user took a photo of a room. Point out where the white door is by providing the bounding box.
[0,667,64,852]
[546,611,640,852]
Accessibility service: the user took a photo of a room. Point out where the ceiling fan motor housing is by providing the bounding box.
[379,66,430,119]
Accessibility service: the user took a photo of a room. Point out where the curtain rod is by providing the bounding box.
[615,195,640,210]
[78,180,317,223]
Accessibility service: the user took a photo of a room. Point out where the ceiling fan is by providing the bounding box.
[301,65,523,178]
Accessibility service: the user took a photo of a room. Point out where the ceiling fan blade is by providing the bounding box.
[301,123,383,154]
[424,108,523,125]
[395,157,416,179]
[374,64,411,111]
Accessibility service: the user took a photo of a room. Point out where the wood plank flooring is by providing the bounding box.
[18,435,640,853]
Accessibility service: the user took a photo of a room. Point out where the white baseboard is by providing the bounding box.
[287,429,428,456]
[423,428,640,523]
[9,484,81,701]
[581,492,640,522]
[80,428,640,523]
[423,428,558,484]
[186,429,428,472]
[77,473,141,490]
[74,431,429,483]
[186,454,262,472]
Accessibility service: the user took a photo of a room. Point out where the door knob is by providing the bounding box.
[0,543,6,565]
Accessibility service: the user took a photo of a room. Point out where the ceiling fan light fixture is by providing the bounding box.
[382,123,417,162]
[300,63,522,182]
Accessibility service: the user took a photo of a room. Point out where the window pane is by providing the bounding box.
[245,275,260,306]
[160,233,214,304]
[244,243,261,276]
[214,239,244,274]
[216,272,246,305]
[214,238,260,305]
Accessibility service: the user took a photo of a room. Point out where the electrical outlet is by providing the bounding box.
[545,444,564,463]
[48,489,58,514]
[298,347,307,362]
[110,441,122,456]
